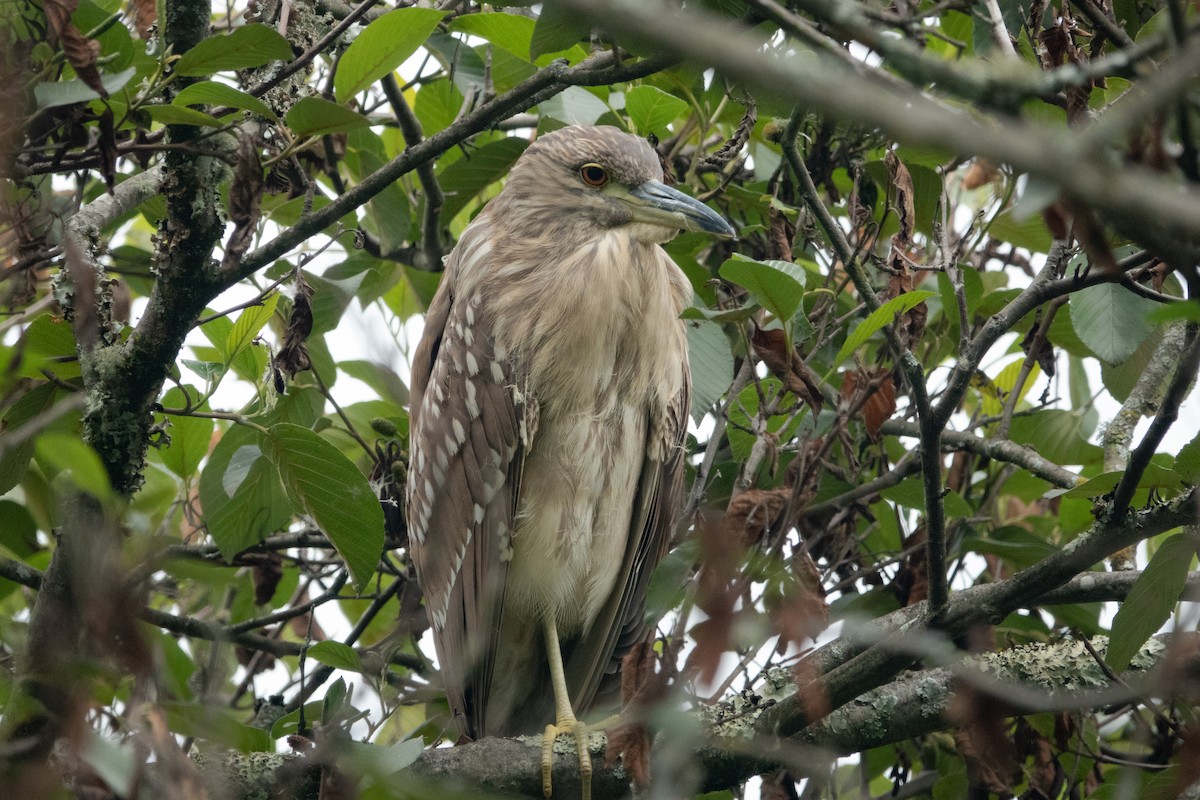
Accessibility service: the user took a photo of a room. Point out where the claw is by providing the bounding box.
[542,718,592,800]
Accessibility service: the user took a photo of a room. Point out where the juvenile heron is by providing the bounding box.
[406,125,735,797]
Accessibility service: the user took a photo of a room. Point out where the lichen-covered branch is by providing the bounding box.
[169,635,1193,799]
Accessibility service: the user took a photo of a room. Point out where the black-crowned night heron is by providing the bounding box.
[406,125,735,798]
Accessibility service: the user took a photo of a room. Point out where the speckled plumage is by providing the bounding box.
[406,126,706,741]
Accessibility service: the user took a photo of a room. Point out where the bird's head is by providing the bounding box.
[498,125,737,245]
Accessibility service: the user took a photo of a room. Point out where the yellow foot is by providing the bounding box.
[541,718,592,800]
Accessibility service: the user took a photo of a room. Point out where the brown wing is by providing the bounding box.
[407,226,526,740]
[563,357,690,712]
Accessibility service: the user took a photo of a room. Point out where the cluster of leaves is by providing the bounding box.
[2,0,1200,798]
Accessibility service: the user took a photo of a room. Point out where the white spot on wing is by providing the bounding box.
[465,352,479,376]
[465,381,479,418]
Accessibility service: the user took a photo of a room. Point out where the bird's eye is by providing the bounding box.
[579,163,609,187]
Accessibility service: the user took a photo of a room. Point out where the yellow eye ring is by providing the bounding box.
[579,163,609,187]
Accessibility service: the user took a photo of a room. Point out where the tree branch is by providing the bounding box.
[558,0,1200,260]
[236,51,671,281]
[762,485,1199,737]
[879,418,1081,488]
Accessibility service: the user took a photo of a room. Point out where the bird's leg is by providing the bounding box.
[540,614,592,800]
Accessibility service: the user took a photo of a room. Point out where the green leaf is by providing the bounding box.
[339,360,409,406]
[266,424,384,591]
[1070,283,1158,365]
[338,739,424,783]
[530,3,589,60]
[439,137,529,222]
[680,302,759,325]
[718,254,807,325]
[307,640,362,672]
[1146,300,1200,325]
[81,729,136,798]
[624,85,688,136]
[158,387,214,479]
[173,24,294,77]
[965,525,1057,570]
[450,12,536,61]
[345,129,410,255]
[334,8,445,103]
[1008,409,1103,465]
[980,358,1040,417]
[173,80,278,121]
[834,291,937,364]
[223,294,278,366]
[1100,327,1161,402]
[540,86,610,126]
[285,97,371,137]
[19,314,80,379]
[1106,533,1196,671]
[686,320,734,420]
[163,701,273,751]
[880,477,972,519]
[1054,470,1121,499]
[1176,430,1200,484]
[988,209,1052,253]
[36,434,112,499]
[142,104,224,128]
[0,500,39,560]
[34,66,137,109]
[1052,463,1184,499]
[414,77,461,135]
[199,425,292,559]
[182,359,225,383]
[0,384,60,495]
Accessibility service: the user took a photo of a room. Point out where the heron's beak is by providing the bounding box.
[623,180,737,239]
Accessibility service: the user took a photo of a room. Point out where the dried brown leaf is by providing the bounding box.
[951,687,1019,794]
[1020,310,1057,378]
[1041,200,1071,241]
[605,641,664,787]
[45,0,106,97]
[790,655,830,724]
[725,486,789,548]
[249,551,284,605]
[751,326,824,415]
[961,159,1000,190]
[840,368,895,440]
[221,134,265,272]
[702,97,756,169]
[275,271,314,384]
[686,513,742,684]
[894,525,928,606]
[885,150,915,246]
[760,771,800,800]
[1069,201,1119,274]
[767,204,794,261]
[766,572,828,651]
[97,105,117,191]
[128,0,157,38]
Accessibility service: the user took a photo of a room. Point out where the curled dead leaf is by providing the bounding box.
[605,641,666,787]
[273,271,314,391]
[44,0,106,97]
[686,512,743,684]
[725,485,790,548]
[840,368,895,441]
[751,325,824,415]
[961,159,1000,190]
